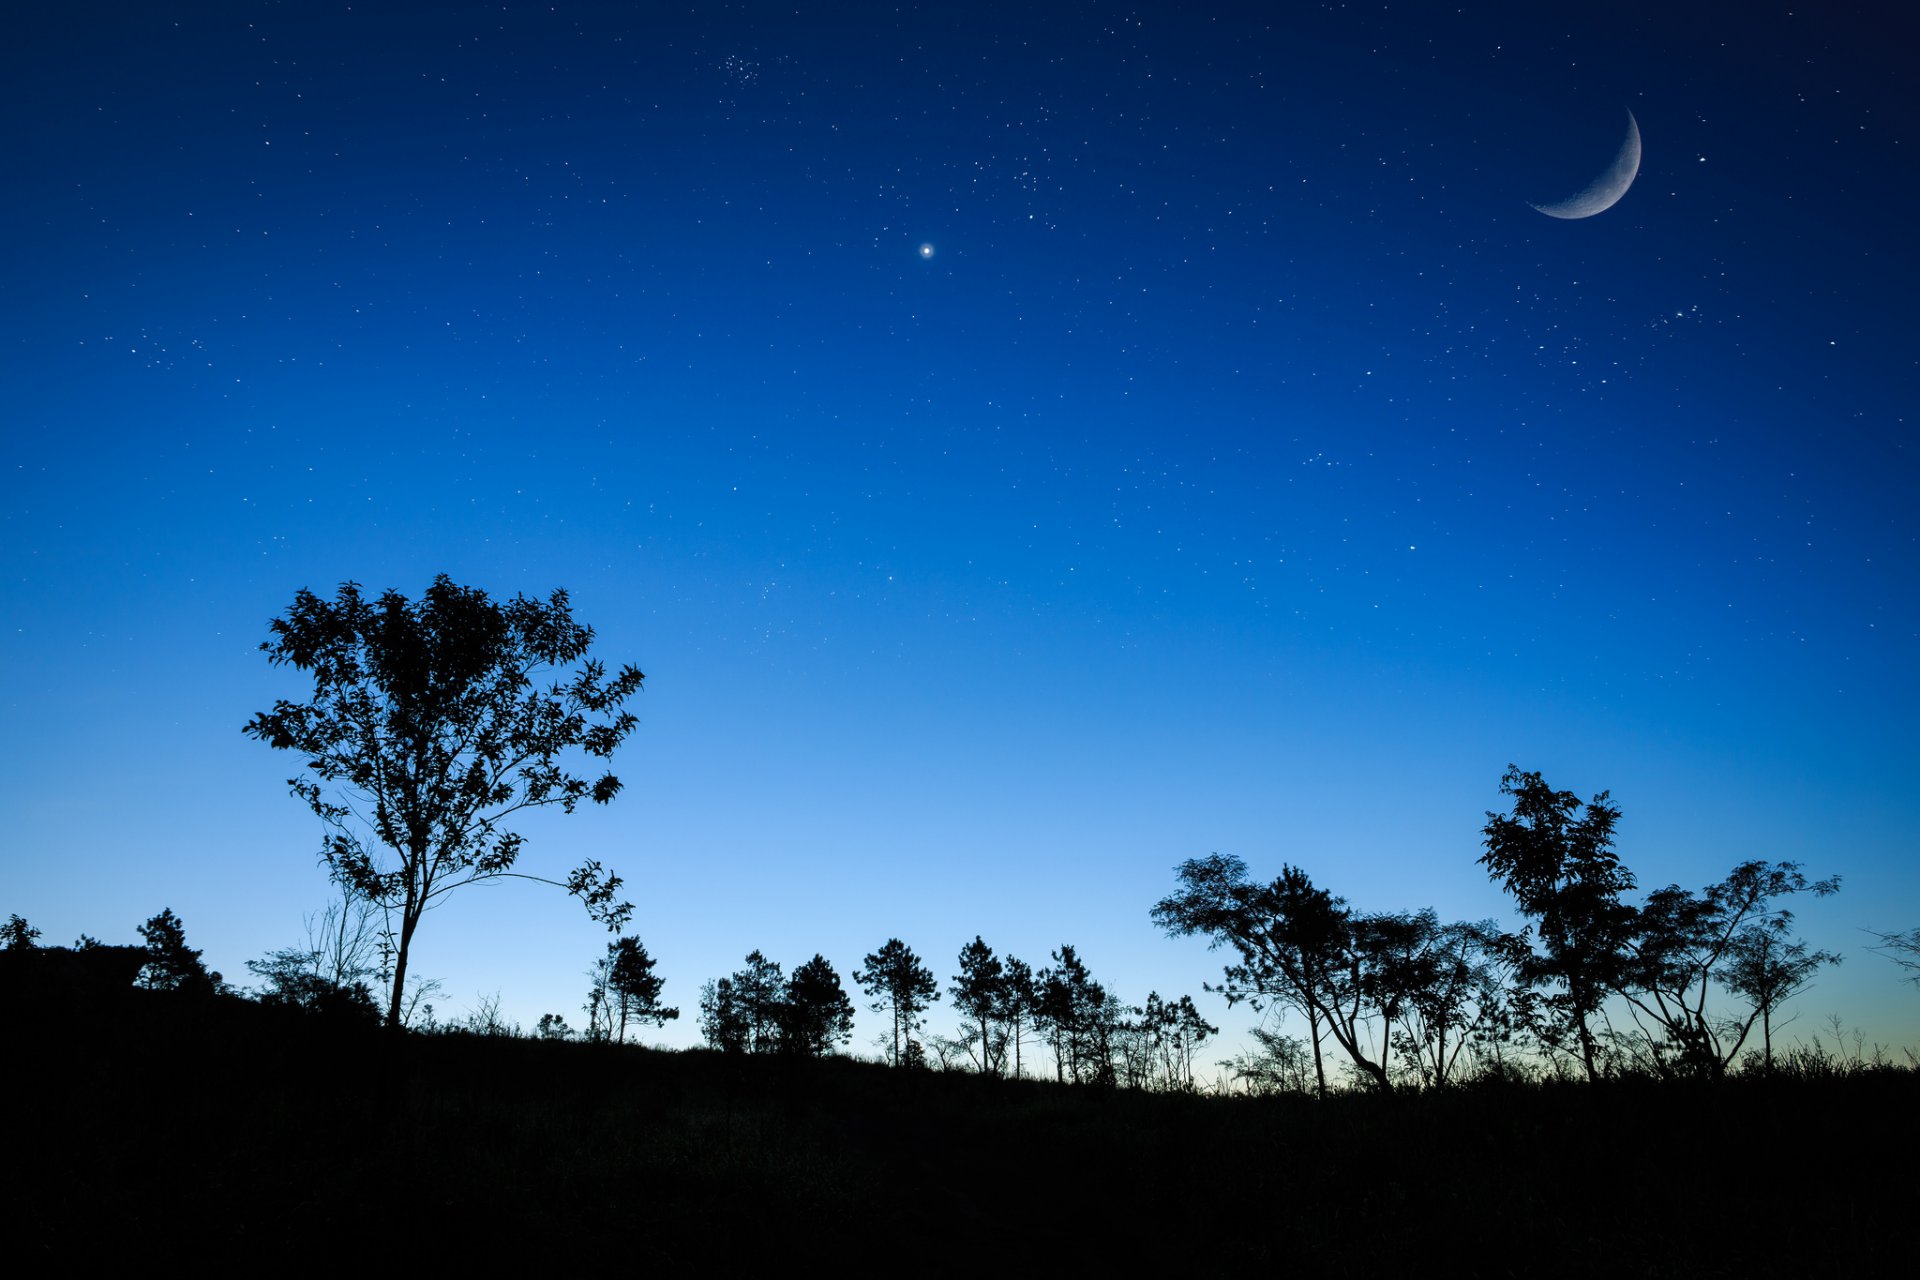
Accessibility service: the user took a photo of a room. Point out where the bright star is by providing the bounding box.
[918,242,935,259]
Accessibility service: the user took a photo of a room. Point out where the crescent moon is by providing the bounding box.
[1531,110,1641,220]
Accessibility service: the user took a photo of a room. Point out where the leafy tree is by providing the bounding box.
[781,954,855,1056]
[137,908,222,995]
[1620,860,1840,1078]
[855,938,939,1068]
[536,1012,575,1040]
[244,575,645,1027]
[1478,766,1635,1081]
[1152,856,1388,1094]
[949,936,1007,1074]
[3,914,40,951]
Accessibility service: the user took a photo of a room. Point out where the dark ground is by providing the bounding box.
[7,990,1912,1272]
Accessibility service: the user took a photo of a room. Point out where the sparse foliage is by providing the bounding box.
[1867,927,1920,990]
[1619,860,1841,1077]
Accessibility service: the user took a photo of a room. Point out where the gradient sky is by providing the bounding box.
[4,1,1915,1061]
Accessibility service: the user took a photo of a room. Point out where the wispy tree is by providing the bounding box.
[855,938,939,1067]
[1127,992,1219,1092]
[1620,860,1840,1078]
[1865,927,1920,991]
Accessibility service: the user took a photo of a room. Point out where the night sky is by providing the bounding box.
[5,2,1915,1055]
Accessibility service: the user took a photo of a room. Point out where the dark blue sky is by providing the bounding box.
[4,1,1914,1052]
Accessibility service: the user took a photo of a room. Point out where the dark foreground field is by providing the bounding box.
[9,991,1913,1272]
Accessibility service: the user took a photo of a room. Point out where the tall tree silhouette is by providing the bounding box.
[1034,945,1119,1086]
[781,954,856,1056]
[997,955,1037,1079]
[1478,766,1635,1081]
[244,576,644,1027]
[855,938,939,1067]
[949,936,1007,1074]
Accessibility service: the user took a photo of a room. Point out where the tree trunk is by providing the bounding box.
[386,907,420,1030]
[1308,1005,1327,1099]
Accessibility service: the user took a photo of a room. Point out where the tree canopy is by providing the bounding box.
[245,575,644,1027]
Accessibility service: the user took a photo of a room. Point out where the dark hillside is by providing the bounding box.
[9,993,1912,1271]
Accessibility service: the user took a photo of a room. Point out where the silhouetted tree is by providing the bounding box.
[137,908,222,995]
[247,894,383,1021]
[4,915,39,951]
[1724,927,1839,1073]
[1620,860,1840,1078]
[996,955,1037,1079]
[607,936,678,1044]
[1128,992,1219,1091]
[1479,766,1635,1081]
[855,938,939,1067]
[949,936,1007,1074]
[587,936,677,1043]
[1034,945,1120,1086]
[1153,856,1388,1095]
[247,948,380,1021]
[781,954,855,1056]
[699,977,749,1053]
[245,575,644,1027]
[1223,1026,1318,1096]
[1365,912,1526,1087]
[536,1012,574,1040]
[734,951,786,1054]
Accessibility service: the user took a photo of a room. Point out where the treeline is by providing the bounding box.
[9,765,1920,1095]
[1155,765,1919,1093]
[685,937,1217,1091]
